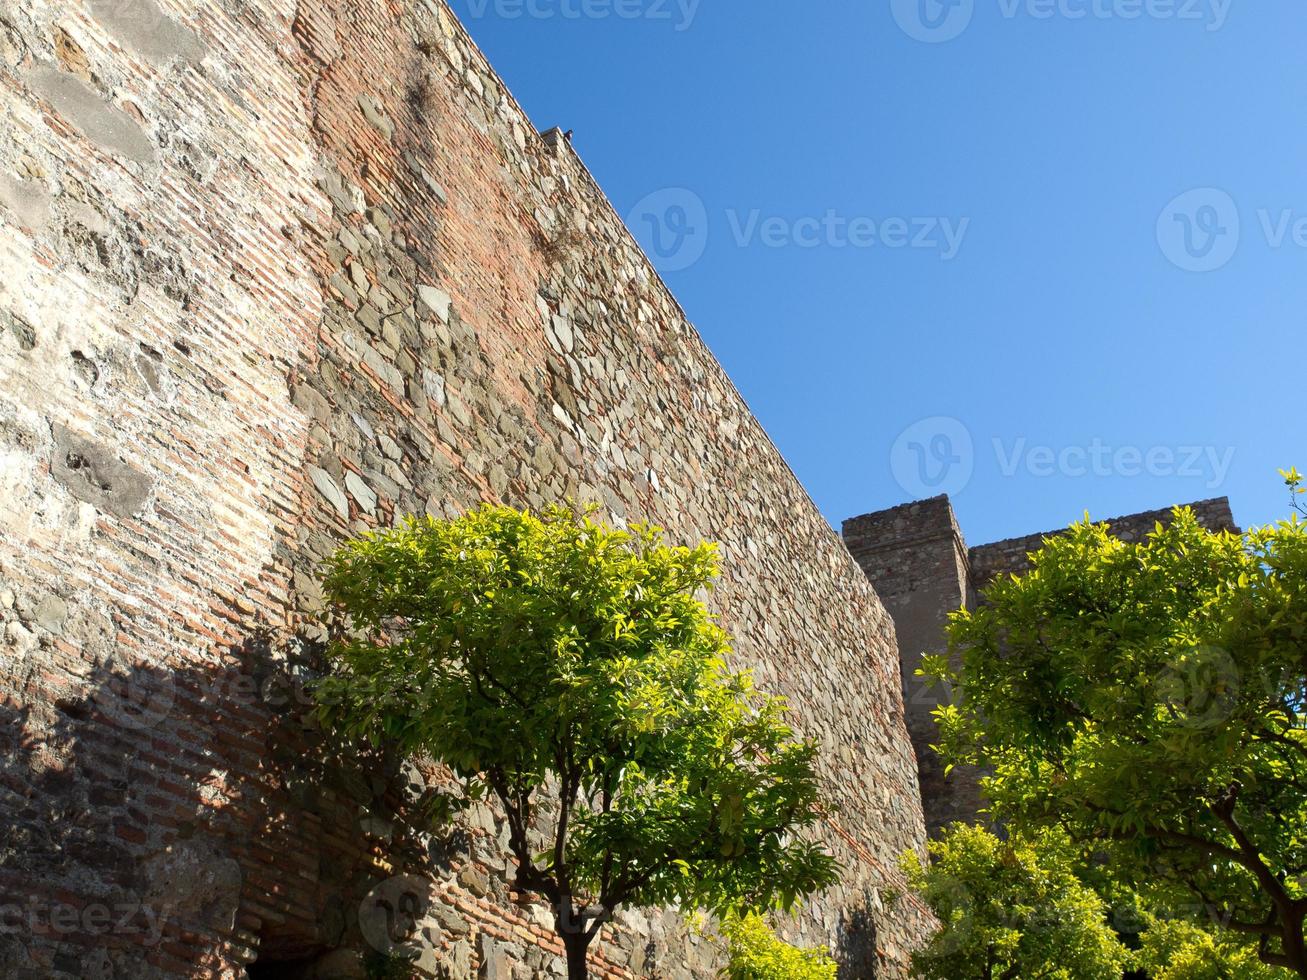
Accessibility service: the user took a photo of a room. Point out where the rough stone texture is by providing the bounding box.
[844,494,1240,836]
[842,498,982,838]
[0,1,930,977]
[967,496,1240,590]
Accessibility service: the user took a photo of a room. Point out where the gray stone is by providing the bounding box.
[29,66,156,166]
[418,285,452,322]
[292,383,331,424]
[344,471,377,514]
[309,466,349,520]
[33,595,68,633]
[2,309,36,351]
[356,302,383,336]
[548,314,574,354]
[367,206,393,239]
[422,370,446,406]
[458,865,489,895]
[359,814,393,838]
[0,174,51,231]
[88,0,207,65]
[362,345,403,389]
[479,933,510,980]
[447,939,473,975]
[51,424,154,518]
[357,94,395,140]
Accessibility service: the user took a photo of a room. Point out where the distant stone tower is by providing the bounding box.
[844,494,1239,836]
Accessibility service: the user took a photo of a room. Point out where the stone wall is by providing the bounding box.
[842,498,981,837]
[844,494,1240,836]
[0,1,931,976]
[967,496,1239,589]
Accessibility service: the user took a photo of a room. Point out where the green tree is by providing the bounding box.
[1136,913,1292,980]
[924,501,1307,974]
[317,504,838,979]
[902,823,1130,979]
[1284,467,1307,518]
[716,911,837,980]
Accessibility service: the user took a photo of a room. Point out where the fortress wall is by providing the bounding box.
[0,0,930,976]
[845,493,1239,836]
[967,496,1239,588]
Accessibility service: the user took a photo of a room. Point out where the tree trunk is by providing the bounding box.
[561,929,590,980]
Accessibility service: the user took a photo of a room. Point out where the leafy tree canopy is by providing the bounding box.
[715,911,837,980]
[924,501,1307,973]
[317,504,838,978]
[902,823,1130,979]
[1136,913,1291,980]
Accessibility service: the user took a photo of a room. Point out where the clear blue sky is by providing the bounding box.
[449,0,1303,545]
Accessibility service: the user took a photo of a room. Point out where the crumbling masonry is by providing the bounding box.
[0,1,931,976]
[0,0,1243,975]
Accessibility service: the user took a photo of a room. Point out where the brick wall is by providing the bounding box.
[0,0,932,976]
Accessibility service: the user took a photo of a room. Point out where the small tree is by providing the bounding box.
[716,911,837,980]
[318,504,838,979]
[925,499,1307,974]
[902,823,1130,979]
[1137,913,1293,980]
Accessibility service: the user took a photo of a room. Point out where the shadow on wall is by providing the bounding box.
[0,633,459,979]
[835,893,879,980]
